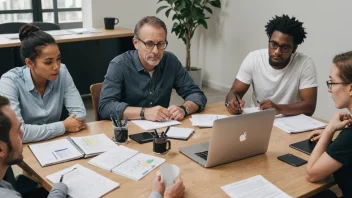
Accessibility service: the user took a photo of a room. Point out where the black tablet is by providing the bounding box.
[289,139,316,155]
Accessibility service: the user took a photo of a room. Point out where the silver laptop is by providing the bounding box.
[179,109,276,168]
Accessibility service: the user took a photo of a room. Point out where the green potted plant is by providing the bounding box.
[156,0,221,87]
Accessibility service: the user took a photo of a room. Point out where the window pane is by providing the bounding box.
[0,13,33,23]
[42,12,54,23]
[41,0,53,9]
[0,0,32,10]
[58,11,81,23]
[57,0,81,8]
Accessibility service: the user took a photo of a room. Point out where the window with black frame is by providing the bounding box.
[0,0,82,29]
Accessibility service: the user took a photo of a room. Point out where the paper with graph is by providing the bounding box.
[274,114,327,133]
[29,134,118,167]
[111,153,165,181]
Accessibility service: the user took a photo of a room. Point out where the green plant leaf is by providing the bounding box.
[204,6,213,14]
[156,6,169,14]
[168,0,177,5]
[198,19,208,29]
[165,8,172,18]
[209,0,221,8]
[157,0,164,3]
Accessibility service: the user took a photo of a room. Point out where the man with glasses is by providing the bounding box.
[99,16,206,121]
[225,15,318,116]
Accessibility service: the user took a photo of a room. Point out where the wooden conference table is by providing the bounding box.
[19,102,334,198]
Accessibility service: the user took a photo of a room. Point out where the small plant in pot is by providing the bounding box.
[156,0,221,87]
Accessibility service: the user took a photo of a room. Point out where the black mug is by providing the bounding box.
[153,138,171,154]
[104,17,119,30]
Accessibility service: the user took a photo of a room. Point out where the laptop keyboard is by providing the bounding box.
[195,151,208,160]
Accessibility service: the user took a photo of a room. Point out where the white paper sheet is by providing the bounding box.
[46,164,119,198]
[131,120,181,130]
[274,114,327,133]
[88,146,139,171]
[190,114,228,127]
[221,175,291,198]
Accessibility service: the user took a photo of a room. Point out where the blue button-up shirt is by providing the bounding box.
[0,64,86,143]
[99,50,207,120]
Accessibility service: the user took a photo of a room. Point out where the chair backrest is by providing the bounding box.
[31,22,60,31]
[90,83,103,121]
[0,22,27,34]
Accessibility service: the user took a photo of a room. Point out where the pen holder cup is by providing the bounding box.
[113,125,128,144]
[153,137,171,154]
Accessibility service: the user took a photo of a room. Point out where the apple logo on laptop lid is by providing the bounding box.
[240,132,247,142]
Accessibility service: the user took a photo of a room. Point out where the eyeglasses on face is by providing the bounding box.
[326,80,350,89]
[136,37,168,50]
[268,41,293,53]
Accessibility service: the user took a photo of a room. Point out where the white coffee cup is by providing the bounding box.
[160,164,180,187]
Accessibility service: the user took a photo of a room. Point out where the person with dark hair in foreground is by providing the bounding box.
[225,14,318,116]
[0,95,185,197]
[0,24,86,144]
[0,96,67,197]
[306,51,352,198]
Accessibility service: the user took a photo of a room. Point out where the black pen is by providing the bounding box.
[164,127,170,136]
[154,129,159,138]
[234,93,242,113]
[257,100,261,104]
[110,115,117,127]
[161,132,165,138]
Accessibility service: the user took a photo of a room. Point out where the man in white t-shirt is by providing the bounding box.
[226,14,318,116]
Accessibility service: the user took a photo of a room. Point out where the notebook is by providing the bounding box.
[89,146,165,181]
[29,134,118,167]
[274,114,327,133]
[46,164,119,198]
[165,127,194,140]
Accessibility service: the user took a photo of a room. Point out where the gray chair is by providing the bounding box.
[31,22,60,31]
[0,22,26,34]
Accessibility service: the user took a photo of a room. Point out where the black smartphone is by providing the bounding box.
[129,132,154,144]
[277,153,307,167]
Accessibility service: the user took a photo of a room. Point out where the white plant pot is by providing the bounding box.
[188,67,202,89]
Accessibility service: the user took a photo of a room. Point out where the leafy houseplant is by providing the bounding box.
[156,0,221,71]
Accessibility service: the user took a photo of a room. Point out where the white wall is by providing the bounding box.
[83,0,352,121]
[194,0,352,120]
[82,0,187,66]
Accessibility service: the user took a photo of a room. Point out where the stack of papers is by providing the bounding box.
[46,164,119,198]
[89,146,165,181]
[274,114,327,133]
[190,114,228,127]
[221,175,291,198]
[131,120,181,130]
[165,127,194,140]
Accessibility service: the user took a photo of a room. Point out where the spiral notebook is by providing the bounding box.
[29,134,118,167]
[89,146,165,181]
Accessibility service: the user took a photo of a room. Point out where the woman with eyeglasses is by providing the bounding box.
[0,24,86,143]
[306,51,352,198]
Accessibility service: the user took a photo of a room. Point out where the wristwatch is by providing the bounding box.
[140,107,145,120]
[179,105,189,116]
[225,101,230,107]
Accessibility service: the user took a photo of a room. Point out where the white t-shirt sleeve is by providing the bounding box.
[236,52,255,85]
[299,58,318,89]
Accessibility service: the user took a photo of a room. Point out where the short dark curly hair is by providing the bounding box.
[265,14,307,46]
